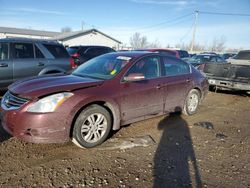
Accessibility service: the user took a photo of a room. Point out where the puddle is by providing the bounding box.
[216,133,228,140]
[96,135,156,150]
[193,122,214,130]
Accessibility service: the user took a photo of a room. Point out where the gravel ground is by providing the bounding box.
[0,91,249,188]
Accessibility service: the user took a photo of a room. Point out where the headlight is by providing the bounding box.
[27,92,73,113]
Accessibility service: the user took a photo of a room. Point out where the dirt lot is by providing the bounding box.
[0,91,249,188]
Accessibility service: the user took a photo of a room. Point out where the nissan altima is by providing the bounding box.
[0,51,208,148]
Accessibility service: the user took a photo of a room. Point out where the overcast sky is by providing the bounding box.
[0,0,250,49]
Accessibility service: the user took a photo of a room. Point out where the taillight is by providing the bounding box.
[70,57,77,69]
[70,53,80,69]
[72,53,80,58]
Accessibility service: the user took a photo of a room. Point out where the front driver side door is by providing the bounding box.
[119,55,165,123]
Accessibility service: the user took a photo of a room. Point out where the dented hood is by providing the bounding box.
[9,74,104,98]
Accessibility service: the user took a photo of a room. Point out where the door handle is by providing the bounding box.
[186,78,191,83]
[0,63,8,67]
[38,62,45,66]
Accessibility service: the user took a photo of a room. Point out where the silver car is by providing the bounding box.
[0,38,72,90]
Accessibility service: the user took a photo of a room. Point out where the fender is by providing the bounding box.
[103,99,121,130]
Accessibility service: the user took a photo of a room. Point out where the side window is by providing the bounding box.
[217,56,224,62]
[125,56,160,79]
[14,43,34,59]
[87,48,105,56]
[163,57,190,76]
[210,56,217,62]
[43,44,69,58]
[35,45,45,58]
[101,48,112,54]
[0,43,8,60]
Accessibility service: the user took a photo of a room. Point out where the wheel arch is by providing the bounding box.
[69,100,121,138]
[193,87,202,100]
[38,67,66,75]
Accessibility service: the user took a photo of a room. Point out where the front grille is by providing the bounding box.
[1,91,29,110]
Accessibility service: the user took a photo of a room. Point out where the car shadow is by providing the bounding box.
[153,112,202,188]
[210,88,249,97]
[0,121,11,143]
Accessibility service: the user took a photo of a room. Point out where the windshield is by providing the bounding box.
[72,53,132,80]
[189,55,211,64]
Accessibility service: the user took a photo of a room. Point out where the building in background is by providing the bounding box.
[0,27,59,39]
[53,29,121,49]
[0,27,121,50]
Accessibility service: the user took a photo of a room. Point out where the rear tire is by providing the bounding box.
[72,105,112,148]
[183,89,200,116]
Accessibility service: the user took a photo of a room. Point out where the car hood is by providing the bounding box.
[9,74,104,98]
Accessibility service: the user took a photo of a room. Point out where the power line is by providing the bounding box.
[137,12,194,30]
[179,19,195,43]
[97,12,194,32]
[199,11,250,17]
[140,15,193,34]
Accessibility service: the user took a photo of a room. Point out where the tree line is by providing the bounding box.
[129,32,239,52]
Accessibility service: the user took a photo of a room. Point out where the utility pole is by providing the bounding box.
[190,10,199,52]
[81,21,85,30]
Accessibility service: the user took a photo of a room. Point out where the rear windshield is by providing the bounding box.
[178,50,189,58]
[156,50,176,57]
[67,47,79,55]
[44,44,69,58]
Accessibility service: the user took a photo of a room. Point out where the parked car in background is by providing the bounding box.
[135,48,189,59]
[204,62,250,92]
[0,51,208,148]
[186,53,226,70]
[0,38,72,90]
[67,45,115,68]
[227,50,250,65]
[176,50,189,59]
[221,52,236,60]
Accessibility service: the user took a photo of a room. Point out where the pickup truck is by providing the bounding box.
[203,50,250,92]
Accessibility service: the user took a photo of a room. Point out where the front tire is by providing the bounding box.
[72,105,112,148]
[183,89,200,116]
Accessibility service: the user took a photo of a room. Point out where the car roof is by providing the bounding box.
[0,37,61,45]
[108,50,179,60]
[197,53,218,57]
[69,45,112,48]
[135,48,178,52]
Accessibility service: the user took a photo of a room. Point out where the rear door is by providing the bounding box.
[12,42,45,82]
[0,42,13,89]
[162,56,193,112]
[119,55,165,123]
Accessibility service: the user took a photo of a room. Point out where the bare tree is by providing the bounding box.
[130,33,148,49]
[148,39,162,48]
[166,44,171,48]
[209,36,226,52]
[61,27,72,33]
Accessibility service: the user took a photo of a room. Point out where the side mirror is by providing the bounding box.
[124,73,145,82]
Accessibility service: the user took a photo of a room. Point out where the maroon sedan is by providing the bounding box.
[0,51,208,148]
